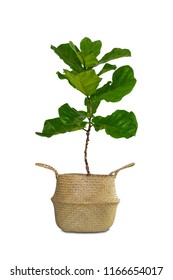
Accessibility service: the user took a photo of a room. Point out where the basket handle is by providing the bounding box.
[35,163,58,180]
[109,162,135,176]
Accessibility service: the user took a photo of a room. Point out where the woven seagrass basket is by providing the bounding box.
[36,163,134,233]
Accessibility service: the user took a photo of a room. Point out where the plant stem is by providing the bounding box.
[84,96,92,175]
[84,118,92,175]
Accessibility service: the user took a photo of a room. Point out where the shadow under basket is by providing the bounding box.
[36,163,135,233]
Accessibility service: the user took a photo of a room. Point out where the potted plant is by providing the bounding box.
[36,37,138,233]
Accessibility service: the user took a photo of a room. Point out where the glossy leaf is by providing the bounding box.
[80,37,102,57]
[93,66,136,102]
[93,110,138,139]
[36,117,87,138]
[64,69,102,96]
[98,48,131,64]
[98,63,117,76]
[58,103,87,124]
[51,43,83,72]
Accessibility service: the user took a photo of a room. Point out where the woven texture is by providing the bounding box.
[51,174,119,232]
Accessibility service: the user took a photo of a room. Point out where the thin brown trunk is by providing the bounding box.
[84,96,93,175]
[84,119,92,175]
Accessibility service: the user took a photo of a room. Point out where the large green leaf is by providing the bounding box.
[98,63,117,76]
[80,37,102,57]
[64,69,102,96]
[98,48,131,64]
[36,103,87,137]
[51,43,83,72]
[36,117,86,138]
[93,110,138,139]
[93,65,136,102]
[58,103,87,124]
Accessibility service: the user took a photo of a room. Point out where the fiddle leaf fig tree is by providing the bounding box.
[36,37,138,174]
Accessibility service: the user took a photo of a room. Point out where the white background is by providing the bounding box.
[0,0,173,279]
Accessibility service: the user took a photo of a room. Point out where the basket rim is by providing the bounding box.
[57,173,115,177]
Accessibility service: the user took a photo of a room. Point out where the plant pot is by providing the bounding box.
[36,163,134,233]
[52,173,119,233]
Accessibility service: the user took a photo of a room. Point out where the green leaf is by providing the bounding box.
[64,69,102,96]
[93,65,136,102]
[93,110,138,139]
[51,43,83,72]
[58,103,87,124]
[77,52,98,68]
[80,37,102,57]
[36,118,67,137]
[98,63,117,76]
[36,103,87,137]
[98,48,131,64]
[36,117,87,138]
